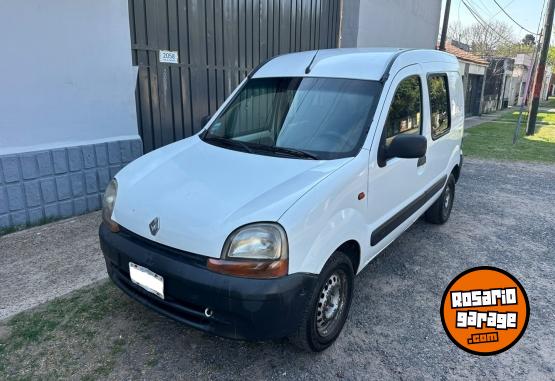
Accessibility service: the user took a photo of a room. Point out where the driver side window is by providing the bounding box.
[384,76,423,146]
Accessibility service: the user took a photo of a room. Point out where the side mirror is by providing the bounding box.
[386,134,427,160]
[201,114,212,127]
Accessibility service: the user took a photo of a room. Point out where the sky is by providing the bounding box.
[441,0,547,41]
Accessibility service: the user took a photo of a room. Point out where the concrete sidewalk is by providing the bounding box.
[465,106,555,129]
[0,211,106,320]
[464,108,514,129]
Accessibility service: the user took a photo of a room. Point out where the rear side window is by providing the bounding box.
[384,76,422,143]
[428,74,451,139]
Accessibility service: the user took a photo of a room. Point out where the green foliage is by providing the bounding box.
[0,281,129,380]
[521,34,536,46]
[548,46,555,66]
[464,119,555,163]
[390,76,421,117]
[499,111,555,124]
[495,42,534,58]
[428,76,448,114]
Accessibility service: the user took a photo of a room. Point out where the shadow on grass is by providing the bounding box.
[499,111,555,125]
[463,122,555,163]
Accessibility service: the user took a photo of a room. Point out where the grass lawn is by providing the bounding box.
[0,281,135,380]
[498,111,555,124]
[542,96,555,108]
[464,121,555,163]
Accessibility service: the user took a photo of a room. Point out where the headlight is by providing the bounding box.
[225,223,287,260]
[102,179,119,232]
[207,223,288,278]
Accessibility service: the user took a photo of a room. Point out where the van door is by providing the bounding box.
[365,65,435,255]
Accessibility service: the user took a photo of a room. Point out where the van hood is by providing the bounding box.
[112,136,350,257]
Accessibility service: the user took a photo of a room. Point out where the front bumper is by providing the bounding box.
[99,223,317,340]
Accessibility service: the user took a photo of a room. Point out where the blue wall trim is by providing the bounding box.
[0,139,142,229]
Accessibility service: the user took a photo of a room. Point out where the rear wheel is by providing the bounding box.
[290,252,354,352]
[425,174,455,224]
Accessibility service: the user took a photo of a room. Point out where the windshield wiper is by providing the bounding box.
[267,146,319,160]
[203,136,318,159]
[203,136,253,154]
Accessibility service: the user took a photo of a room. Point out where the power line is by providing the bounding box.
[461,0,515,44]
[513,0,547,143]
[492,0,539,35]
[472,0,494,17]
[492,0,516,19]
[526,0,555,135]
[536,0,549,34]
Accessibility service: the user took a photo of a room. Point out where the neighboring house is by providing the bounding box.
[508,54,533,106]
[444,41,488,116]
[482,58,514,113]
[341,0,443,49]
[0,0,443,230]
[507,53,553,106]
[541,66,553,101]
[0,0,141,230]
[548,74,555,97]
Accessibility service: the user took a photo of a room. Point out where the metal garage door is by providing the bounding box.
[129,0,341,152]
[465,74,483,116]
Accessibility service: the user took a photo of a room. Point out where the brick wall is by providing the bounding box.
[0,139,142,229]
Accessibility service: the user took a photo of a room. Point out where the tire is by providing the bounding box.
[289,252,354,352]
[425,173,456,225]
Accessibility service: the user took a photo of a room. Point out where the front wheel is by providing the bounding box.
[425,174,455,224]
[289,252,354,352]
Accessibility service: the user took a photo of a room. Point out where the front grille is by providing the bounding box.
[119,227,208,268]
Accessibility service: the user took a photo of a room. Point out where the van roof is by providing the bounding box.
[252,48,459,82]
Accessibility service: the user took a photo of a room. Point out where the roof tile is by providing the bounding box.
[442,42,488,66]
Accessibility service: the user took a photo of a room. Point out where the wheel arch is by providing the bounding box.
[335,240,362,275]
[451,163,461,182]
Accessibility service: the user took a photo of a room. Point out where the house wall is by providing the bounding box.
[0,0,141,230]
[130,0,341,153]
[541,67,552,101]
[341,0,442,49]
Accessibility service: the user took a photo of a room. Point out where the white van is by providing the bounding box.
[100,48,464,352]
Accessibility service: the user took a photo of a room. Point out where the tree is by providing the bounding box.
[447,20,515,57]
[522,34,536,46]
[466,21,514,57]
[548,46,555,66]
[495,41,534,57]
[447,21,468,45]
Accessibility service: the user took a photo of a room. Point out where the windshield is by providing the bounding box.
[201,77,382,160]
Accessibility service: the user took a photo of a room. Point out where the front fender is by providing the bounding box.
[301,208,367,274]
[279,153,369,275]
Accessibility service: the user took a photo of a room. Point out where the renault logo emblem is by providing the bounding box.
[149,217,160,236]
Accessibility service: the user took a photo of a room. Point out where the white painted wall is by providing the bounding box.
[0,0,139,155]
[341,0,442,49]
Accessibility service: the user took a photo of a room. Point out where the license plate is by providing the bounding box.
[129,262,164,299]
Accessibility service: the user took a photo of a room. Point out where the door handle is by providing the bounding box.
[417,155,426,167]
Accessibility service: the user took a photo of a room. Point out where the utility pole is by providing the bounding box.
[526,0,555,135]
[439,0,452,50]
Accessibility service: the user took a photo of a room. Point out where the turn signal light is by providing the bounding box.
[207,258,288,279]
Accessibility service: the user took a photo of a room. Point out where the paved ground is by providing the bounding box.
[1,157,554,380]
[464,108,514,129]
[0,211,105,319]
[464,107,555,130]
